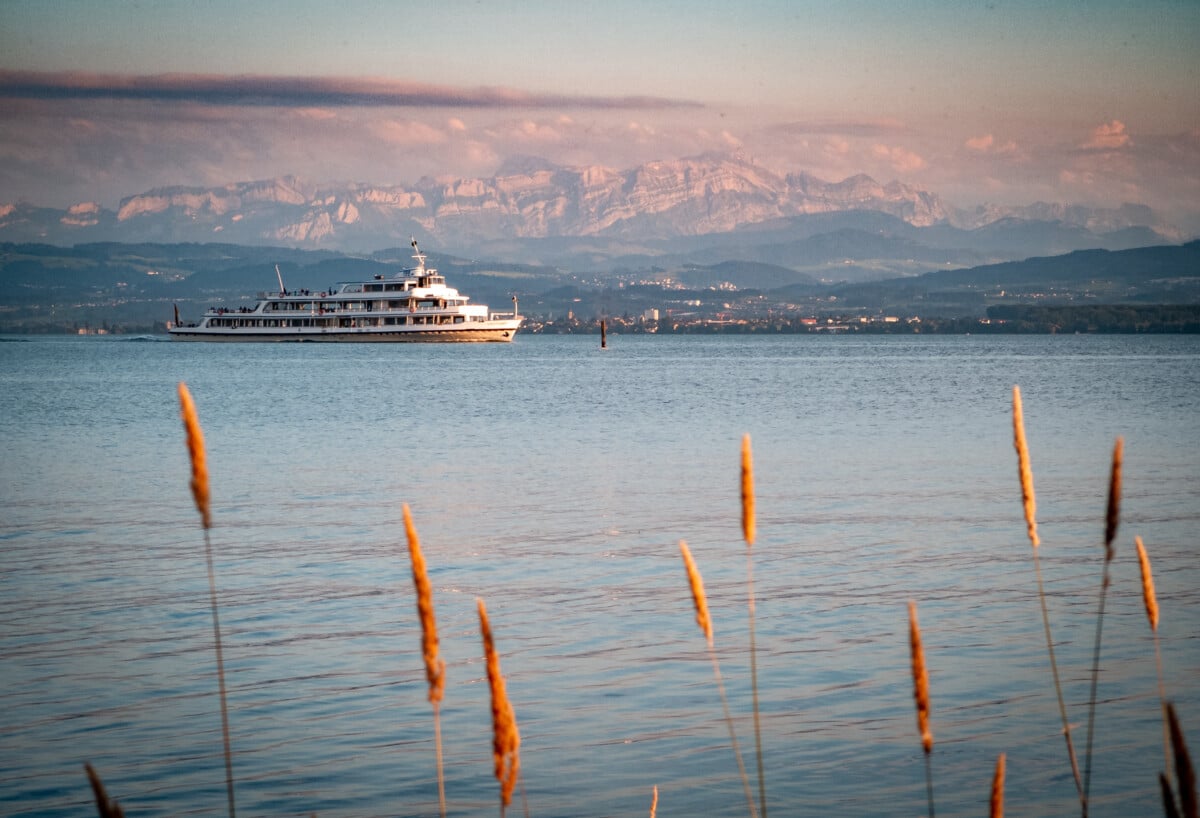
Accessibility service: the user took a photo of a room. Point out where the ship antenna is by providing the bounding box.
[275,264,286,296]
[410,237,426,273]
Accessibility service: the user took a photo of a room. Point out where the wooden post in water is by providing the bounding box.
[601,319,607,349]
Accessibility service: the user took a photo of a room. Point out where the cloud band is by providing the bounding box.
[0,70,701,110]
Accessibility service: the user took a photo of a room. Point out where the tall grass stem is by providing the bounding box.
[178,383,235,818]
[1011,385,1083,809]
[1084,437,1123,809]
[204,528,236,818]
[679,541,758,818]
[741,434,767,818]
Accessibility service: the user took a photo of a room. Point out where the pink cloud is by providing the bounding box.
[1083,120,1132,150]
[965,134,994,152]
[872,144,926,172]
[965,133,1020,157]
[371,119,446,146]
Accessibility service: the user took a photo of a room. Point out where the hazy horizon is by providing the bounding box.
[1,1,1198,231]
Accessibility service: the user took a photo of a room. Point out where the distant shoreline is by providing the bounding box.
[6,308,1200,337]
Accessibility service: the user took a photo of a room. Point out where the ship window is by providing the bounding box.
[365,283,382,292]
[454,316,464,323]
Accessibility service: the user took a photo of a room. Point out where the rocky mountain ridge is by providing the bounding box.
[0,154,1181,258]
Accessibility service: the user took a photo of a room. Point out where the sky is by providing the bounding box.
[1,0,1199,232]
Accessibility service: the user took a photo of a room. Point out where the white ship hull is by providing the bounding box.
[169,320,521,342]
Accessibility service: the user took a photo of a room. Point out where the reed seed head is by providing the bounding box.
[908,601,933,755]
[741,434,756,548]
[1105,437,1124,562]
[177,382,211,530]
[403,503,445,705]
[1011,385,1039,549]
[990,753,1006,818]
[679,541,713,647]
[1136,536,1160,632]
[478,597,520,807]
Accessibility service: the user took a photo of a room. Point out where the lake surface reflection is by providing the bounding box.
[1,333,1197,816]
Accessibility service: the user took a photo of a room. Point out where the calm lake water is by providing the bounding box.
[1,333,1198,817]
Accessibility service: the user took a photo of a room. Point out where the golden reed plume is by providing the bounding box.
[403,504,445,704]
[1011,386,1038,549]
[478,598,521,809]
[679,541,713,647]
[741,434,756,547]
[908,601,933,755]
[177,383,211,530]
[650,785,658,818]
[990,754,1006,818]
[1136,536,1160,632]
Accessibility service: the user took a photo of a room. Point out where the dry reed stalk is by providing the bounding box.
[177,383,236,818]
[177,383,211,530]
[741,435,767,818]
[1166,703,1198,818]
[908,602,935,818]
[650,785,658,818]
[403,504,446,818]
[478,598,521,812]
[1084,437,1124,808]
[990,753,1006,818]
[1010,385,1083,808]
[678,541,758,818]
[84,763,126,818]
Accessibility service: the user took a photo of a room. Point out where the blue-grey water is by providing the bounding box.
[1,333,1197,817]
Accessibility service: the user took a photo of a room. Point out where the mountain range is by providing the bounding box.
[0,153,1186,281]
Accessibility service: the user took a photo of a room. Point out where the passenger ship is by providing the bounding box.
[169,241,522,342]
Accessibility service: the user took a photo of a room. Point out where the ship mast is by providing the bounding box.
[410,238,427,273]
